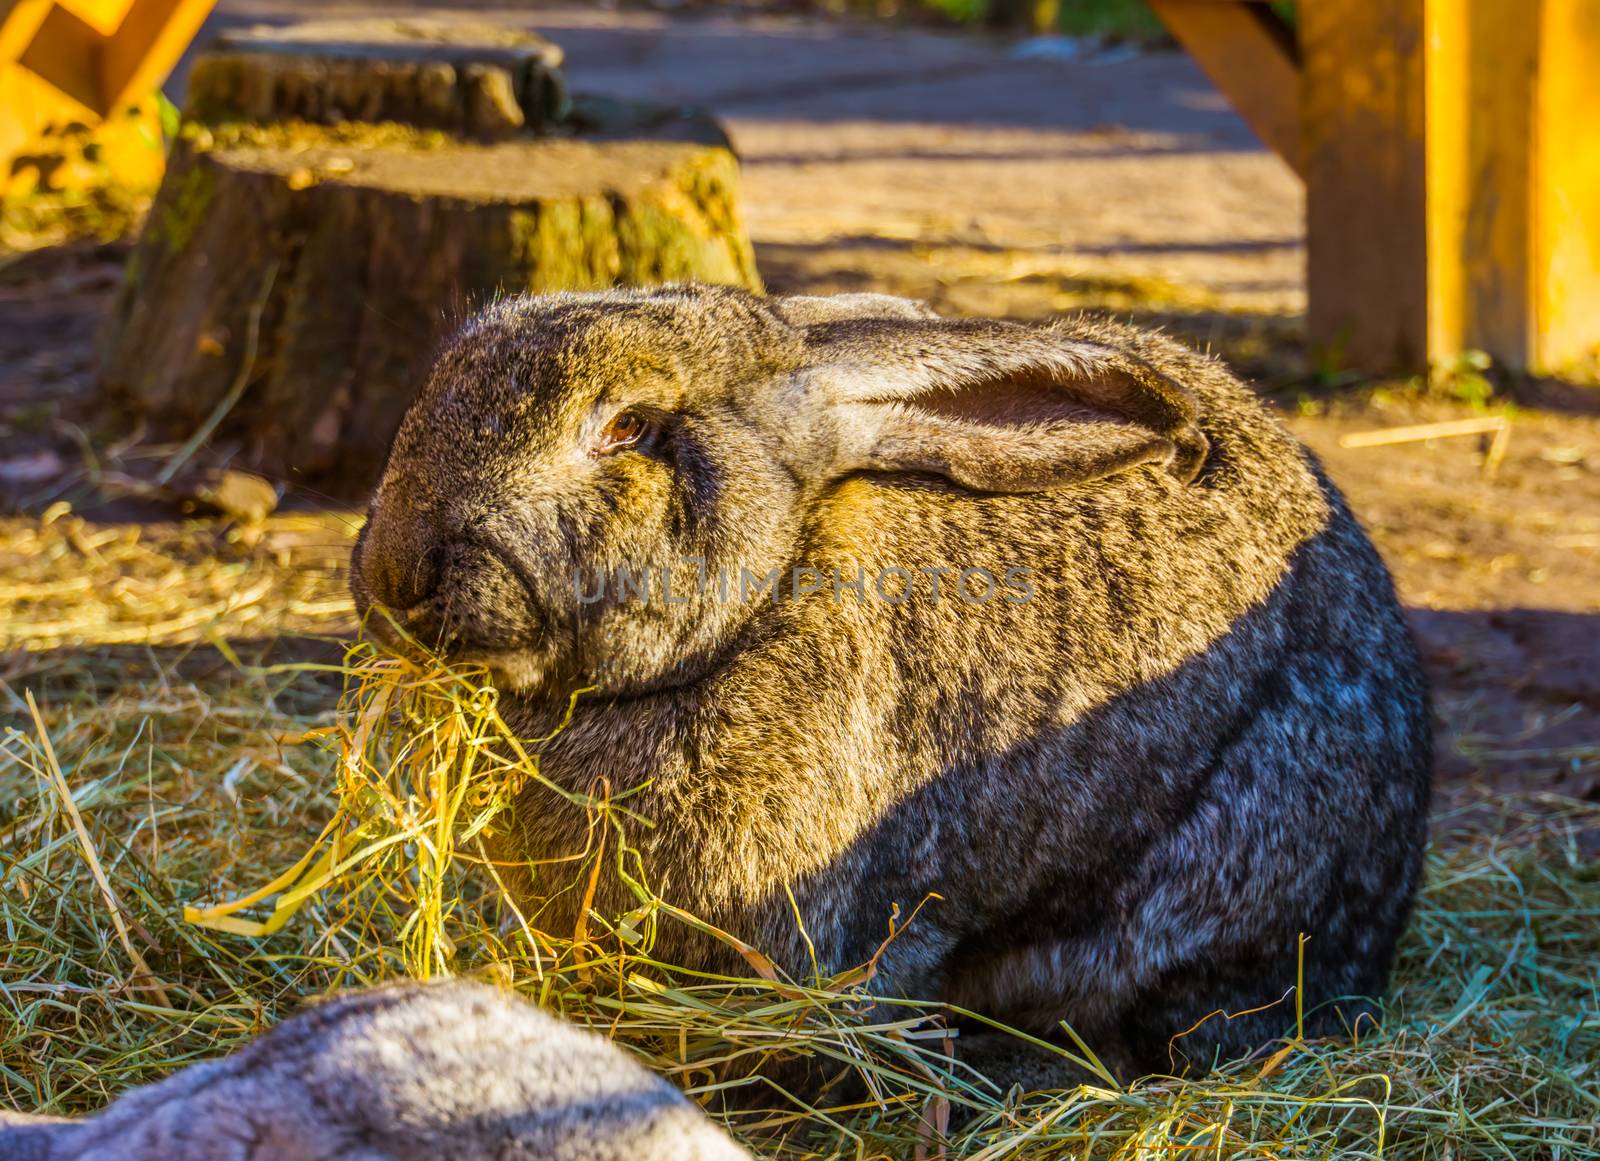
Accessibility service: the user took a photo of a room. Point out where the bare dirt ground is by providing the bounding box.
[4,1,1598,802]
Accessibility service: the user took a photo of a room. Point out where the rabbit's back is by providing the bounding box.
[794,319,1431,1064]
[1,982,747,1161]
[507,312,1429,1074]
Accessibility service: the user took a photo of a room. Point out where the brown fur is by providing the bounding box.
[352,286,1431,1080]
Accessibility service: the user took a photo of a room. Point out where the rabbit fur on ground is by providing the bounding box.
[0,980,748,1161]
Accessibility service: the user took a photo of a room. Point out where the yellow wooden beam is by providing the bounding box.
[2,0,215,196]
[54,0,138,38]
[1,1,55,62]
[1529,0,1600,374]
[101,0,215,111]
[17,1,103,111]
[1149,0,1600,376]
[1146,0,1303,175]
[12,0,213,117]
[1425,0,1540,370]
[1300,0,1429,373]
[1426,0,1600,375]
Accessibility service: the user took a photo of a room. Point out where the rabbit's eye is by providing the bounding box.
[597,410,651,454]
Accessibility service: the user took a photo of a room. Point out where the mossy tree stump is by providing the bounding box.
[98,20,761,495]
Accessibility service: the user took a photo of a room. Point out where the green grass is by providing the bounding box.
[846,0,1170,41]
[917,0,1294,43]
[1055,0,1168,42]
[3,632,1597,1158]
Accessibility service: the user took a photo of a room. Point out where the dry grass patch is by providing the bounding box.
[0,507,357,653]
[2,635,1596,1159]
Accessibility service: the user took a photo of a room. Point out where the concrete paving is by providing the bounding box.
[176,1,1304,314]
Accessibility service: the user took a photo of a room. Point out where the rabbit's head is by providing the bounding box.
[352,285,1207,696]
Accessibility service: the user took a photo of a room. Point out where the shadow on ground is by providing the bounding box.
[1413,609,1600,799]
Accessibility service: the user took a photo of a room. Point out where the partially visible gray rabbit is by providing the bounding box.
[352,286,1431,1079]
[0,981,748,1161]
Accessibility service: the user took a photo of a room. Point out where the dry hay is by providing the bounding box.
[1,509,1597,1159]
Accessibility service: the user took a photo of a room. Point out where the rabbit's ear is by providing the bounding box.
[805,319,1209,493]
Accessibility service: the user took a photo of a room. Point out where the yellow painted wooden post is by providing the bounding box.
[1153,0,1600,378]
[1425,2,1541,373]
[1533,2,1600,374]
[1426,0,1600,376]
[1,0,215,195]
[1299,0,1429,374]
[2,1,77,171]
[1145,0,1303,175]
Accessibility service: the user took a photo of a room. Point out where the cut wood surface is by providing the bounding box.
[189,19,568,137]
[96,18,760,496]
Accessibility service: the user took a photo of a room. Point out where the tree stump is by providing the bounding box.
[97,20,761,496]
[184,19,570,138]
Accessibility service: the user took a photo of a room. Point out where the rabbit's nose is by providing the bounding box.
[383,541,446,612]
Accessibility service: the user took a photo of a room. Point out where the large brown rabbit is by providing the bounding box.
[352,286,1431,1080]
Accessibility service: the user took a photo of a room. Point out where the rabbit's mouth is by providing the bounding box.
[461,649,549,694]
[356,511,619,697]
[376,611,560,698]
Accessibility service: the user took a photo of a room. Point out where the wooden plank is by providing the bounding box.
[1426,0,1600,375]
[54,0,138,37]
[100,0,216,112]
[1300,0,1428,374]
[1146,0,1302,175]
[16,1,104,112]
[1422,0,1471,369]
[1158,0,1600,376]
[9,0,215,120]
[3,3,73,163]
[1,0,55,61]
[1424,0,1539,370]
[3,0,214,192]
[1532,0,1600,373]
